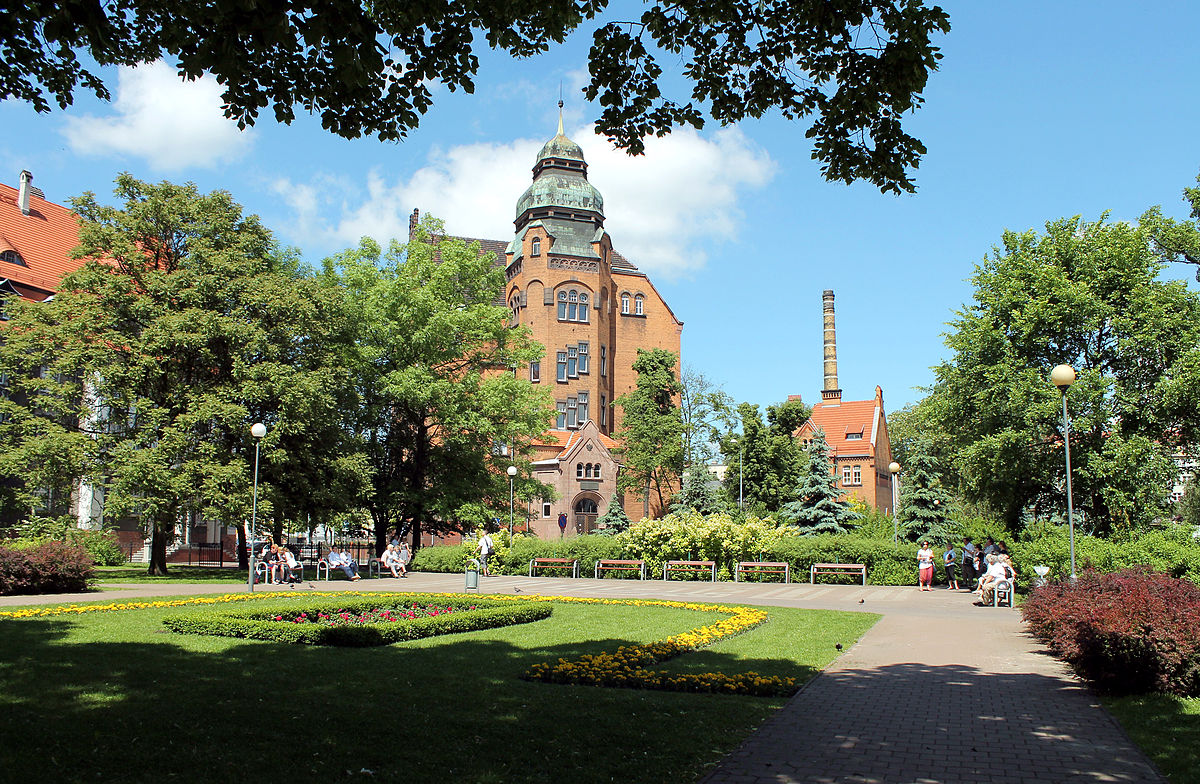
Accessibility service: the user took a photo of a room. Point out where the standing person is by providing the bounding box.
[942,542,959,590]
[982,537,998,557]
[960,537,977,589]
[917,541,935,591]
[399,541,412,572]
[477,529,495,577]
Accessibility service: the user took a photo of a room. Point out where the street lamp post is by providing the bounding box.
[1051,364,1077,580]
[889,461,901,544]
[507,465,518,538]
[248,422,267,592]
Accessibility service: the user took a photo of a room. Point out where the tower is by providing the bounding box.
[822,289,842,403]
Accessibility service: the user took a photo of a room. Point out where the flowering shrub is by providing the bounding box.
[1022,568,1200,696]
[0,541,94,595]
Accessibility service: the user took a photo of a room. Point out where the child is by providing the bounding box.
[942,543,959,590]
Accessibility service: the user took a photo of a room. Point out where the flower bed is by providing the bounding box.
[163,594,551,647]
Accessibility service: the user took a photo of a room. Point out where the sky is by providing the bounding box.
[2,1,1198,415]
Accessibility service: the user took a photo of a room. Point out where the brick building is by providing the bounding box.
[416,117,683,536]
[794,290,896,513]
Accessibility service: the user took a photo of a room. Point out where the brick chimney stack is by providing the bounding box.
[822,289,842,402]
[408,208,420,240]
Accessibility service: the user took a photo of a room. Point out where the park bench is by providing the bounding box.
[368,557,408,579]
[735,561,790,583]
[990,578,1015,608]
[593,559,647,580]
[316,557,364,581]
[809,563,867,585]
[663,560,716,582]
[255,560,305,585]
[529,557,579,578]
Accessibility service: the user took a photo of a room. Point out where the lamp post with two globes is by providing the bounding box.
[247,422,266,592]
[1051,364,1077,580]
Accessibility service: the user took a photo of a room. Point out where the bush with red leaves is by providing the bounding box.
[1022,568,1200,696]
[0,541,94,596]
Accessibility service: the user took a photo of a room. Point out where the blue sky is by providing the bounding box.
[2,1,1198,415]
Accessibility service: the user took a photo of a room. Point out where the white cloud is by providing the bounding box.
[279,125,772,279]
[62,61,252,171]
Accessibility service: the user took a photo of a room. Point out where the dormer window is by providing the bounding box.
[1,250,26,267]
[531,237,541,256]
[845,431,863,441]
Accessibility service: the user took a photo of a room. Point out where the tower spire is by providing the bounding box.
[557,84,564,136]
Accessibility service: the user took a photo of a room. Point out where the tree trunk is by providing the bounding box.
[235,522,248,569]
[411,518,422,554]
[148,525,170,576]
[373,518,388,558]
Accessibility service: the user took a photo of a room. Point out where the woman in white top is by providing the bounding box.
[381,545,403,578]
[917,541,935,591]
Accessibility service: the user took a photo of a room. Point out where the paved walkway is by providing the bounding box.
[1,573,1166,783]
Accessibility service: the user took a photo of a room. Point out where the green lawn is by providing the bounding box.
[1106,694,1200,784]
[94,565,249,583]
[0,592,878,784]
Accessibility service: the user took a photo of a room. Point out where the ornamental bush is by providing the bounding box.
[1010,525,1200,585]
[0,541,94,595]
[1022,568,1200,696]
[164,594,551,646]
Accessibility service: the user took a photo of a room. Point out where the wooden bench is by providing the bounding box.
[735,561,790,583]
[663,560,716,582]
[810,563,867,585]
[594,559,646,580]
[529,557,579,578]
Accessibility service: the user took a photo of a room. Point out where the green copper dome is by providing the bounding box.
[515,124,604,222]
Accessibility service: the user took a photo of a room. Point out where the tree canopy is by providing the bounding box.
[322,221,553,552]
[2,0,950,193]
[719,398,807,514]
[615,348,684,516]
[0,174,367,573]
[929,210,1200,534]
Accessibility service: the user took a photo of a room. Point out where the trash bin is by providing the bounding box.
[465,558,480,590]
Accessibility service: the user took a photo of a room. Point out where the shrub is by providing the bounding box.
[1022,569,1200,696]
[5,524,126,567]
[1012,525,1200,585]
[0,541,94,595]
[164,594,551,646]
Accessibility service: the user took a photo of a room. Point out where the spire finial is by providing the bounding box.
[557,83,564,136]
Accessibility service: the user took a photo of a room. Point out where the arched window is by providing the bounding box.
[531,236,541,256]
[620,293,630,314]
[557,290,568,320]
[0,250,25,267]
[557,289,590,323]
[578,293,589,323]
[584,464,593,478]
[575,498,598,514]
[568,290,579,321]
[634,294,644,315]
[594,464,602,480]
[576,463,584,479]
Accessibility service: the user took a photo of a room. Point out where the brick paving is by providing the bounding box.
[0,572,1166,782]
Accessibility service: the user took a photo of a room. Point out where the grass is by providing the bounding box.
[1105,694,1200,784]
[94,565,249,583]
[0,591,877,784]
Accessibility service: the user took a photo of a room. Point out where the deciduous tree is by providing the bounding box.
[615,348,684,516]
[2,1,950,193]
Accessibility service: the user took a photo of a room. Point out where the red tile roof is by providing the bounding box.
[535,428,621,453]
[0,183,84,299]
[799,391,884,458]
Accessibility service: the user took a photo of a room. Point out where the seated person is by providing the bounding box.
[266,544,283,584]
[381,544,405,578]
[977,554,1009,604]
[325,545,361,581]
[280,546,300,585]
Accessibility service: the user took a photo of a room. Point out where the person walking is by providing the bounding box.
[960,537,977,589]
[477,529,495,577]
[942,543,959,590]
[917,541,935,591]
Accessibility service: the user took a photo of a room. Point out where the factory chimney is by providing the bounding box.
[821,289,842,403]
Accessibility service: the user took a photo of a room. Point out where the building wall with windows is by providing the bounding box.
[414,120,683,533]
[795,387,894,513]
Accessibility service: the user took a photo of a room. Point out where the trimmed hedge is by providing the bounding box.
[0,541,94,595]
[412,533,930,586]
[163,595,551,646]
[1023,569,1200,696]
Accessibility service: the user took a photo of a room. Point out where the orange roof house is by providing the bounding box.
[0,172,85,305]
[793,290,895,513]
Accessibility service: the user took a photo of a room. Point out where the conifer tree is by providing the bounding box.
[780,429,856,534]
[897,440,954,543]
[671,464,722,515]
[595,493,633,535]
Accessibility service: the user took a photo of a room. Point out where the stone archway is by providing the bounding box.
[573,493,601,534]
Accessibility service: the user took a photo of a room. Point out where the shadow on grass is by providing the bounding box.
[1105,693,1200,784]
[0,613,816,784]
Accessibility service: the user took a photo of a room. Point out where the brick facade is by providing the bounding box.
[415,121,682,534]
